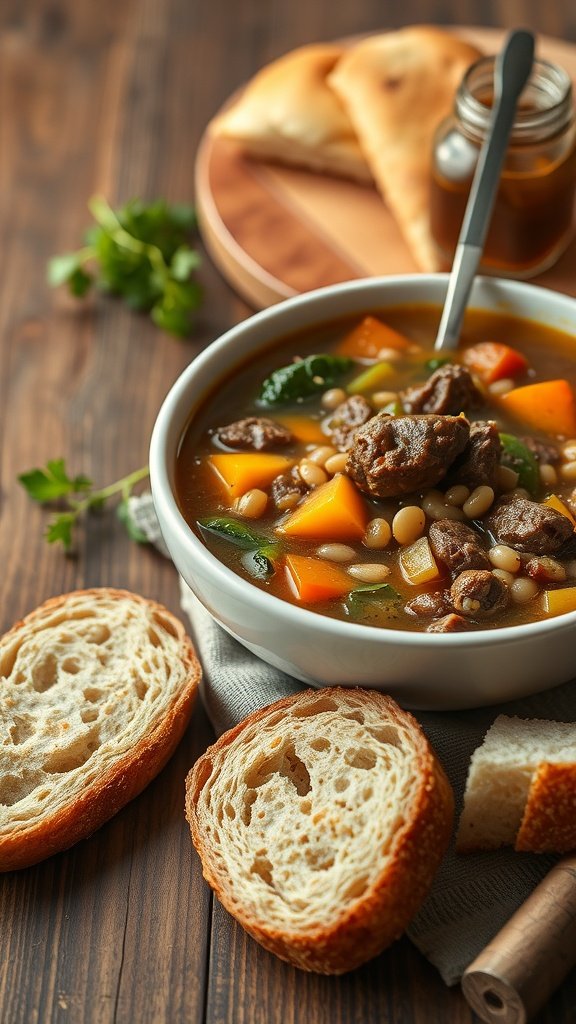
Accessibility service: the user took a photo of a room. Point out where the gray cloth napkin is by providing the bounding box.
[130,494,575,986]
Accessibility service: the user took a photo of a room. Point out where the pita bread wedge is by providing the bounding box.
[328,27,482,270]
[210,43,372,183]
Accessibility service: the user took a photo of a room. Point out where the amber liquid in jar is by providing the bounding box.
[430,57,576,277]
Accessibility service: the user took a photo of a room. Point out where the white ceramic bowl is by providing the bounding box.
[150,274,576,710]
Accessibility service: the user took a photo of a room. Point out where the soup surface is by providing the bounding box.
[176,305,576,633]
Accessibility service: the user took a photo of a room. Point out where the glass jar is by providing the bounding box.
[430,56,576,277]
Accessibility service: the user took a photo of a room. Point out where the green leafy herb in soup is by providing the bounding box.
[175,306,576,633]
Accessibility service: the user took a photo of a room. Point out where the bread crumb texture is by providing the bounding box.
[456,715,576,853]
[186,687,453,973]
[0,588,200,870]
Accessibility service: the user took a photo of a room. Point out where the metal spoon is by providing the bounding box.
[434,29,535,351]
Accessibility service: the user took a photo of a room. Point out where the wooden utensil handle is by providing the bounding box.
[461,855,576,1024]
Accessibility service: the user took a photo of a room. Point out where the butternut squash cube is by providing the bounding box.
[278,473,367,541]
[274,415,326,445]
[285,554,352,603]
[336,315,413,359]
[543,493,576,526]
[208,453,294,500]
[541,586,576,617]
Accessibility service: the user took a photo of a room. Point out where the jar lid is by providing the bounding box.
[456,56,573,143]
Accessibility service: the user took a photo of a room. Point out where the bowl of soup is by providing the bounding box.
[150,275,576,709]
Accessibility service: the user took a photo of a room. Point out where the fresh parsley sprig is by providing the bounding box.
[19,459,150,551]
[48,196,202,337]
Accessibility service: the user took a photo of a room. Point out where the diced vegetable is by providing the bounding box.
[424,357,452,372]
[399,536,441,585]
[198,515,271,548]
[241,550,276,579]
[463,341,529,383]
[259,354,353,405]
[208,453,294,499]
[542,586,576,616]
[498,379,576,437]
[345,583,401,618]
[346,361,395,395]
[543,494,576,526]
[278,473,368,541]
[335,316,413,359]
[499,433,540,496]
[274,414,326,444]
[285,554,352,603]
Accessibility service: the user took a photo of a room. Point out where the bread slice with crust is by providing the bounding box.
[456,715,576,853]
[328,27,482,270]
[0,588,201,871]
[210,43,372,183]
[186,687,454,974]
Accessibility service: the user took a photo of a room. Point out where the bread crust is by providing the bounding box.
[516,762,576,853]
[0,588,201,872]
[328,26,482,270]
[186,687,453,974]
[210,43,372,183]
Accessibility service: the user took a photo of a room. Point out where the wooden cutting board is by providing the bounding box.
[195,27,576,309]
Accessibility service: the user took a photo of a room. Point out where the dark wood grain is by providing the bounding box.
[0,2,575,1023]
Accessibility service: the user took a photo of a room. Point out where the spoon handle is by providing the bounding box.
[434,29,535,351]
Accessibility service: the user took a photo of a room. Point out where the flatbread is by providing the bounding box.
[328,27,483,270]
[210,43,372,183]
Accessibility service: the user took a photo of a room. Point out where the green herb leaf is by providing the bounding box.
[425,357,452,372]
[48,196,203,337]
[47,252,85,288]
[45,512,76,550]
[241,550,276,579]
[259,354,353,406]
[117,499,149,543]
[345,582,401,617]
[198,516,272,550]
[18,459,93,503]
[499,433,540,496]
[171,245,201,281]
[20,461,149,554]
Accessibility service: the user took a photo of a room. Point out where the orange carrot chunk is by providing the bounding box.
[498,379,576,437]
[543,494,576,526]
[285,554,352,603]
[335,315,413,359]
[462,341,528,383]
[274,415,326,445]
[278,473,368,541]
[542,586,576,617]
[208,453,294,500]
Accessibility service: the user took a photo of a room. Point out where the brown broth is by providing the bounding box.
[175,304,576,632]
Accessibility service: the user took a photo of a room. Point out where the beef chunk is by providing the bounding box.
[323,395,373,450]
[405,590,452,618]
[400,364,483,415]
[427,613,470,633]
[520,436,560,465]
[271,469,308,508]
[345,413,470,498]
[217,416,293,450]
[485,496,574,554]
[450,570,509,618]
[428,520,490,575]
[449,420,501,490]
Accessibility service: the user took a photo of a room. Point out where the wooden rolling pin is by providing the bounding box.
[461,854,576,1024]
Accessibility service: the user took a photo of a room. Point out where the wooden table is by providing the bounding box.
[1,2,575,1022]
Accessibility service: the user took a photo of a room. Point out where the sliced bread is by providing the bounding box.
[456,715,576,853]
[0,588,201,871]
[209,43,372,183]
[185,687,454,974]
[328,27,482,270]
